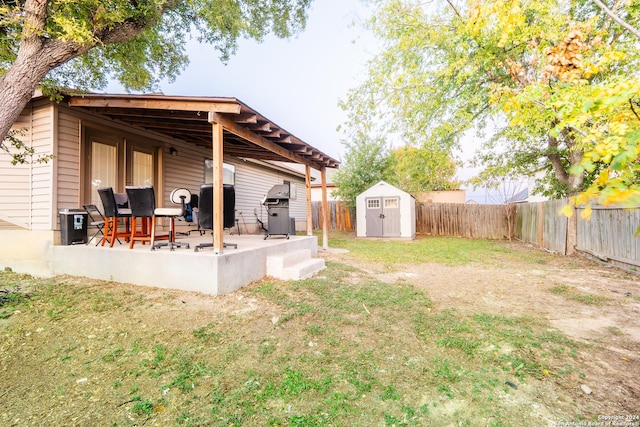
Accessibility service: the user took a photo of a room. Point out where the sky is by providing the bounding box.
[109,0,375,162]
[106,0,497,203]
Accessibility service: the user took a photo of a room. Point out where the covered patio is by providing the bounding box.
[67,93,339,253]
[0,92,340,295]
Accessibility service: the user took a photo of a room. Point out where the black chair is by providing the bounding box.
[83,204,108,246]
[194,184,237,251]
[125,186,171,249]
[97,187,132,247]
[152,188,191,251]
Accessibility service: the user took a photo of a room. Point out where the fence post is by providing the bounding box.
[566,211,576,256]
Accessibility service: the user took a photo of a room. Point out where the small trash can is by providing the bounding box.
[59,208,88,245]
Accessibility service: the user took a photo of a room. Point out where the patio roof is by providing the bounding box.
[66,93,340,170]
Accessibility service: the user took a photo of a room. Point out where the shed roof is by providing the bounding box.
[357,180,413,199]
[63,92,340,170]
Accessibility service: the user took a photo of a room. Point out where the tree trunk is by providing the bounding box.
[0,0,149,144]
[0,53,51,143]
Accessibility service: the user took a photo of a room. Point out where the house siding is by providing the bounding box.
[2,99,312,235]
[30,101,55,230]
[55,107,81,218]
[0,101,55,230]
[0,108,31,228]
[233,160,306,234]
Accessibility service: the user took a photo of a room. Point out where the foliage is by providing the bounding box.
[343,0,640,208]
[332,135,391,205]
[0,0,313,162]
[0,0,311,91]
[1,129,55,165]
[387,145,459,195]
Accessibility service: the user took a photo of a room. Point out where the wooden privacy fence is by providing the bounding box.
[575,205,640,269]
[311,201,354,231]
[517,199,640,270]
[516,199,568,254]
[416,203,515,239]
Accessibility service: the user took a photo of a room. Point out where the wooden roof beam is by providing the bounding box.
[209,112,318,168]
[69,96,241,114]
[248,122,272,132]
[263,129,282,138]
[234,113,258,124]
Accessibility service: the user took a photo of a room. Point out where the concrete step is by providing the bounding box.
[266,249,325,280]
[266,249,311,274]
[281,257,326,281]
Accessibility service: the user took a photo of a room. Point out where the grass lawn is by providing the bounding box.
[0,234,638,426]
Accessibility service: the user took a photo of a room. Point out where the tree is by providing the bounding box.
[0,0,312,161]
[386,145,458,196]
[332,135,390,206]
[342,0,640,208]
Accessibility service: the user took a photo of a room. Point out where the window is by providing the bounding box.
[384,198,399,209]
[90,142,117,206]
[132,150,153,187]
[367,199,380,209]
[204,160,235,185]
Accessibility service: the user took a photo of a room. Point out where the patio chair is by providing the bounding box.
[125,186,170,249]
[151,188,191,251]
[97,187,132,247]
[83,204,109,246]
[194,183,238,252]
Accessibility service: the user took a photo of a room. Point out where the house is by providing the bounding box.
[417,189,466,204]
[356,181,416,239]
[0,92,339,294]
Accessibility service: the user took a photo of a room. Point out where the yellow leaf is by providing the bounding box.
[580,206,592,219]
[560,204,574,218]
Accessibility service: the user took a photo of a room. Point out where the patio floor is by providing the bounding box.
[50,232,322,295]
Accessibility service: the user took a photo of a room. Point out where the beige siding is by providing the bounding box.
[234,161,307,234]
[30,102,55,230]
[0,101,54,230]
[162,140,209,203]
[163,149,307,234]
[55,108,81,216]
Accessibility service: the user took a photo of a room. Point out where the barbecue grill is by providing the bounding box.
[262,184,293,239]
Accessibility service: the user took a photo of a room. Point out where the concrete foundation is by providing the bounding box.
[1,232,321,295]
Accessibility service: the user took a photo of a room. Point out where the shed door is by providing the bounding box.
[365,197,401,237]
[382,197,401,237]
[365,198,383,237]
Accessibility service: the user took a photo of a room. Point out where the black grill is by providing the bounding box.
[263,184,292,239]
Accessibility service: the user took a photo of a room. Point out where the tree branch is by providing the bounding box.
[445,0,462,19]
[592,0,640,40]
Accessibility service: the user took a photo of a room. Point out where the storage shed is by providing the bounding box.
[356,181,416,239]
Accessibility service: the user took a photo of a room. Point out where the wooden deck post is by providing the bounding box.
[208,113,224,254]
[321,167,329,250]
[305,165,313,236]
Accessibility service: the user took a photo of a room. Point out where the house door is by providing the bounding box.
[365,197,401,237]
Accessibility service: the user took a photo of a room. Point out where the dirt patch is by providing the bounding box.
[320,241,640,418]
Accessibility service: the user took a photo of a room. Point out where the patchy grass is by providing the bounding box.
[328,235,515,267]
[549,284,610,305]
[0,235,631,426]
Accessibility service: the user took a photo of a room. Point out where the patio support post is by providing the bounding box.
[208,114,224,254]
[321,166,329,250]
[305,165,312,236]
